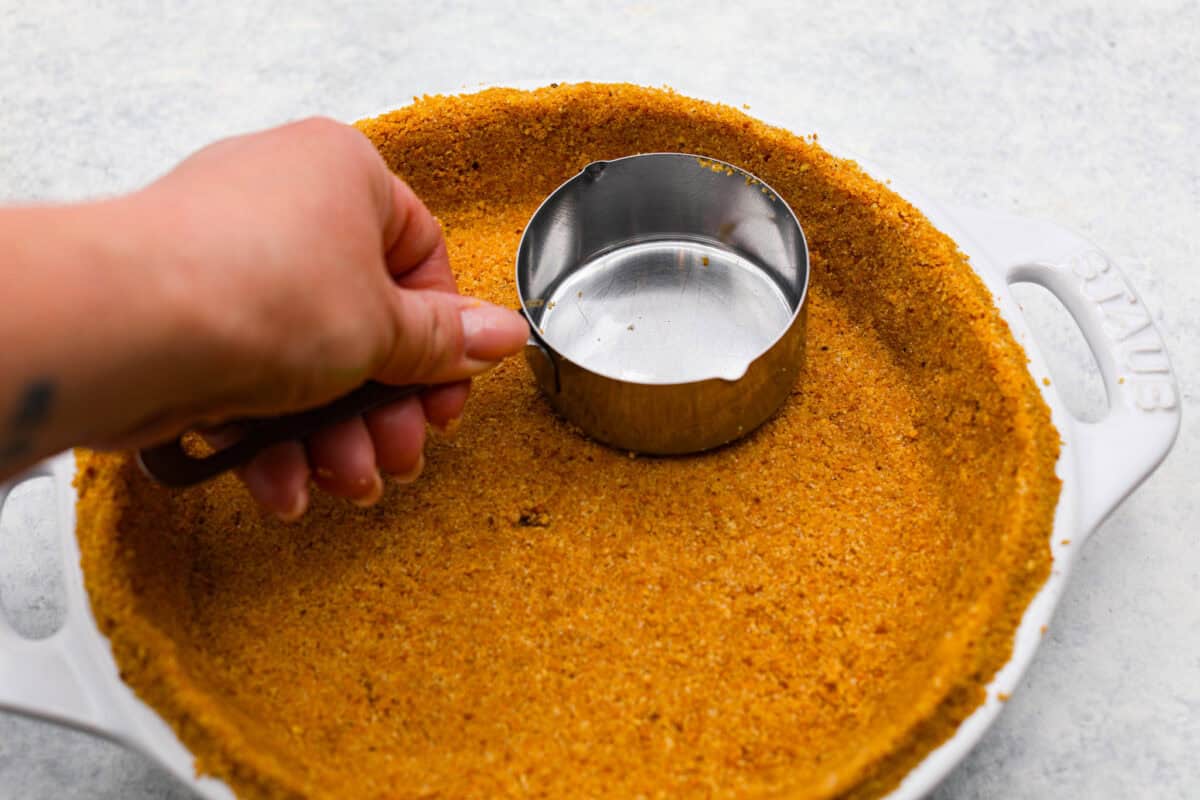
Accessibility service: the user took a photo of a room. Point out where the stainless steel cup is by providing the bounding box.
[517,153,809,454]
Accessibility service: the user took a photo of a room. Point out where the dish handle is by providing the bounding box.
[0,462,128,743]
[950,206,1181,536]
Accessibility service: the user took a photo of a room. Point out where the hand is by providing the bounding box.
[123,118,528,518]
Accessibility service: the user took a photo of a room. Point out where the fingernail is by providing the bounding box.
[460,301,530,363]
[276,486,309,523]
[431,416,461,438]
[396,452,425,485]
[351,471,385,508]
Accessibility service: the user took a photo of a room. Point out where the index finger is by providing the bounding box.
[382,174,457,294]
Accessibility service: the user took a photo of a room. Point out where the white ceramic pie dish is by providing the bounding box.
[0,88,1180,799]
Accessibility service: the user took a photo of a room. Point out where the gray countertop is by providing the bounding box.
[1,1,1196,797]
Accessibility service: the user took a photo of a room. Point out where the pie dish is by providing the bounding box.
[0,83,1178,799]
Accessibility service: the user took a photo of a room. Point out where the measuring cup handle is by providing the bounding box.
[137,382,426,488]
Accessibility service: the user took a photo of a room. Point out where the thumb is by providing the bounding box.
[376,289,529,385]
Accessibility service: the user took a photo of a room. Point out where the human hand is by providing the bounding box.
[123,117,527,518]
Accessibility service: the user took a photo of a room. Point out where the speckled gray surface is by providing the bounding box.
[0,1,1196,798]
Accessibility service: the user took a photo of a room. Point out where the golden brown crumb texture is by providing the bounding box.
[75,83,1060,799]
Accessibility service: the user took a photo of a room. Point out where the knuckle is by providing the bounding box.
[293,115,343,138]
[395,297,464,380]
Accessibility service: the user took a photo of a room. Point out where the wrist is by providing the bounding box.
[0,196,228,459]
[106,188,251,432]
[47,189,254,448]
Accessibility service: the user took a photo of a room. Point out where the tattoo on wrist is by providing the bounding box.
[0,378,55,467]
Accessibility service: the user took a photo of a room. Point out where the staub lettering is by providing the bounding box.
[1068,252,1176,411]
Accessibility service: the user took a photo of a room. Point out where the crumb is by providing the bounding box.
[517,506,551,527]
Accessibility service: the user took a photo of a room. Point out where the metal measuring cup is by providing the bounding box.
[138,153,808,486]
[518,153,809,454]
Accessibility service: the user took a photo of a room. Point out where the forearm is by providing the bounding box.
[0,198,210,479]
